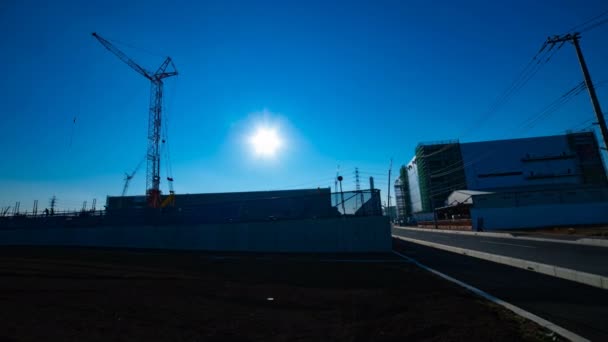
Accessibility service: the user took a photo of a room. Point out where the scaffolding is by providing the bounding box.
[415,142,466,213]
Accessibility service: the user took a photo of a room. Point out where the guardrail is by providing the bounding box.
[416,219,472,230]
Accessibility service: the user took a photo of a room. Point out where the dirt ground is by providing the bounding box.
[0,246,557,341]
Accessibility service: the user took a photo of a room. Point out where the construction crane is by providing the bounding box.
[121,158,145,196]
[92,32,178,208]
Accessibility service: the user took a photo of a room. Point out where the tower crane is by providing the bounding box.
[92,32,178,208]
[121,158,145,197]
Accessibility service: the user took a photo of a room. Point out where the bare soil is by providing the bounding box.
[0,246,557,341]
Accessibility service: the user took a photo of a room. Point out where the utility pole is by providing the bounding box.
[49,195,56,215]
[335,165,340,208]
[32,200,38,216]
[546,33,608,152]
[387,158,392,221]
[337,175,346,215]
[355,167,364,209]
[370,176,378,216]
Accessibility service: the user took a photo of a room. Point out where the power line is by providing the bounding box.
[422,31,588,163]
[516,82,587,133]
[401,18,608,212]
[413,43,557,163]
[273,177,337,190]
[459,41,557,139]
[565,9,608,33]
[579,17,608,33]
[544,32,608,152]
[358,171,387,177]
[464,84,591,179]
[399,32,607,215]
[578,124,596,132]
[568,117,596,131]
[419,81,589,182]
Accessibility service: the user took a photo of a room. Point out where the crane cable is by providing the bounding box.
[162,74,179,194]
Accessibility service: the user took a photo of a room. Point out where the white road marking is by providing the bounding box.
[394,235,608,290]
[480,240,536,249]
[392,250,590,342]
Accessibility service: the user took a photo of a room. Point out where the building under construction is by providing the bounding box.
[0,32,392,253]
[396,132,608,228]
[106,188,339,225]
[0,187,388,253]
[414,140,467,213]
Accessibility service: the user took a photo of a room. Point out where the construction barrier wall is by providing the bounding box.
[471,202,608,231]
[0,216,391,253]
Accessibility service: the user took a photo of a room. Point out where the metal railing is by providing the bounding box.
[1,189,384,230]
[0,208,104,219]
[331,189,382,216]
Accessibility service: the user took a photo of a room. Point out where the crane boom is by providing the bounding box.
[92,32,178,208]
[121,158,145,196]
[92,33,153,80]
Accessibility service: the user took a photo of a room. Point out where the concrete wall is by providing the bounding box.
[471,202,608,231]
[0,216,391,253]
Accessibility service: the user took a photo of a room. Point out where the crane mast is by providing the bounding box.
[92,33,178,208]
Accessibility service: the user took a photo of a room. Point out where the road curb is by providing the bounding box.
[578,238,608,247]
[392,250,590,342]
[393,235,608,290]
[507,235,608,248]
[394,226,513,238]
[394,226,608,248]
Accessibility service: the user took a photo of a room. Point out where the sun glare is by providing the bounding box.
[250,127,282,157]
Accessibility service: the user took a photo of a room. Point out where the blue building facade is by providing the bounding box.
[397,132,608,221]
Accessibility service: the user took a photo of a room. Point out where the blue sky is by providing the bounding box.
[1,0,608,211]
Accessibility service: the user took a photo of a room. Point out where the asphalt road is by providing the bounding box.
[393,227,608,276]
[393,238,608,342]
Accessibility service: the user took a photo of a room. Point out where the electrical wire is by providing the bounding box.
[162,74,178,193]
[516,82,587,133]
[458,40,556,140]
[418,81,589,182]
[578,17,608,33]
[410,27,598,188]
[271,177,338,190]
[569,117,595,131]
[457,84,589,182]
[565,9,608,33]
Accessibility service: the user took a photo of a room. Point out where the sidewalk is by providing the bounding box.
[394,225,608,248]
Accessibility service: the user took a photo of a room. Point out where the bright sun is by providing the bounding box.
[250,127,282,157]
